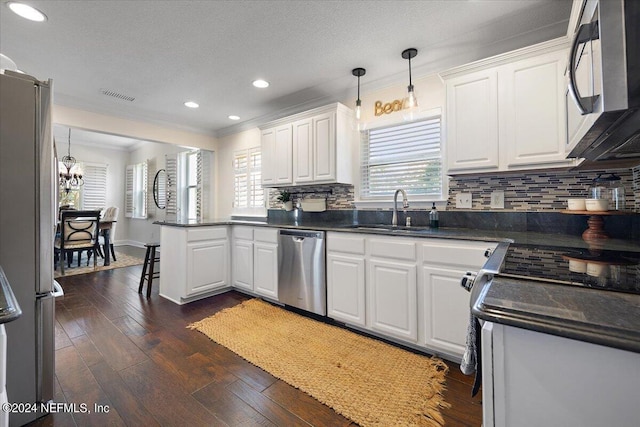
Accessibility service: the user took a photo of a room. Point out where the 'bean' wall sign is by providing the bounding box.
[374,97,416,116]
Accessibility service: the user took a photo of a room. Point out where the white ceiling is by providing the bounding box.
[1,0,572,139]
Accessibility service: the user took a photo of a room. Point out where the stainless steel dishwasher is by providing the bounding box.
[278,229,326,315]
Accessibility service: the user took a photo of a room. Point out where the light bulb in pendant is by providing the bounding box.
[352,67,366,129]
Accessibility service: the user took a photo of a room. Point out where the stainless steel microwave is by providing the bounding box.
[566,0,640,162]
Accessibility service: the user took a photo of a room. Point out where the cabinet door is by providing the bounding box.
[261,128,276,186]
[186,239,228,296]
[368,259,417,342]
[313,112,336,182]
[274,124,293,185]
[232,240,253,291]
[421,265,470,356]
[254,242,278,300]
[292,118,313,183]
[502,50,569,167]
[446,70,499,172]
[327,253,366,326]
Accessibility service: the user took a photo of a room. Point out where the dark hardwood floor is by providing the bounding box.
[28,245,482,427]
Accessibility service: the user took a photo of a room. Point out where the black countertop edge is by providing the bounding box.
[0,266,22,324]
[154,220,640,252]
[472,305,640,354]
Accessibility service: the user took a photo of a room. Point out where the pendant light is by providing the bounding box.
[351,68,366,120]
[59,129,84,194]
[402,48,418,121]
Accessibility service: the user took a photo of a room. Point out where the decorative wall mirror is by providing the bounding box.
[153,169,167,209]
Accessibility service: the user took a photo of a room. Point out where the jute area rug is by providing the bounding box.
[189,299,450,427]
[54,251,144,278]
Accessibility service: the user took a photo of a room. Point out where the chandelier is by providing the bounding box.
[59,129,83,194]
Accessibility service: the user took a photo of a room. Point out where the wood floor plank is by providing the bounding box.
[193,383,276,427]
[262,381,353,427]
[119,359,227,426]
[54,346,126,427]
[226,379,312,427]
[88,361,160,427]
[54,320,73,351]
[54,304,85,340]
[70,335,104,367]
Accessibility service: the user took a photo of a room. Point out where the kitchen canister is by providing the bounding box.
[588,173,626,210]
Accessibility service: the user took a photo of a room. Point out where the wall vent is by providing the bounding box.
[100,88,135,102]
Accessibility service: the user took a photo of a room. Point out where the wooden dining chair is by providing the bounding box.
[54,210,101,275]
[97,206,119,261]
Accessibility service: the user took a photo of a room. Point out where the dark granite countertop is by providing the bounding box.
[156,217,640,352]
[155,219,640,252]
[0,266,22,325]
[472,276,640,354]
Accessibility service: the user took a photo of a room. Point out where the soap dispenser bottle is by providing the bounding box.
[429,203,439,228]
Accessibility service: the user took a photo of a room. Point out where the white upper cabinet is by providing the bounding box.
[261,124,292,186]
[446,69,500,171]
[501,50,569,168]
[261,103,354,187]
[443,39,580,174]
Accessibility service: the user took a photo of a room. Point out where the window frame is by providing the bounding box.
[354,108,448,209]
[125,161,148,219]
[232,147,266,217]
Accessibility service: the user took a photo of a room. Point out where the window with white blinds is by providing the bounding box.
[125,161,148,219]
[81,163,107,210]
[360,117,443,200]
[233,148,264,214]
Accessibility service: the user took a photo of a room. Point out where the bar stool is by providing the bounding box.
[139,243,160,298]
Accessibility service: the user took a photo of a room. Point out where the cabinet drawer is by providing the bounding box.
[232,226,254,240]
[327,233,365,255]
[187,227,227,242]
[369,237,416,261]
[422,240,496,268]
[254,228,278,243]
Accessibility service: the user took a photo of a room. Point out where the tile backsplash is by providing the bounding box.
[268,166,640,212]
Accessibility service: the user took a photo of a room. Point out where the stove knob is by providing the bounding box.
[484,248,494,258]
[460,272,477,291]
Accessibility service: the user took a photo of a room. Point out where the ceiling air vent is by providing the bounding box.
[100,88,135,102]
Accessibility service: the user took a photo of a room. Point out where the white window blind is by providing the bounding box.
[360,117,443,199]
[233,148,264,212]
[165,154,177,219]
[81,163,107,210]
[125,161,148,218]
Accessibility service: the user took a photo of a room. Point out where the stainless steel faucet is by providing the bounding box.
[392,189,409,226]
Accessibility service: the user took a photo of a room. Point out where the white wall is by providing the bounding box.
[63,142,129,243]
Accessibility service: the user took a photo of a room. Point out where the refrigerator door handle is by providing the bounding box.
[36,294,54,403]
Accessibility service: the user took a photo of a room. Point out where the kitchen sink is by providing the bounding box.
[345,225,431,233]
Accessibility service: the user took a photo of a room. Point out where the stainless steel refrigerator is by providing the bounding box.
[0,70,55,426]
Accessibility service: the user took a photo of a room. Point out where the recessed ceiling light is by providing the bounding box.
[184,101,199,108]
[252,79,269,88]
[7,2,47,22]
[228,115,240,121]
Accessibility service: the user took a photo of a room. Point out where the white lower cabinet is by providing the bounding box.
[159,225,230,304]
[421,266,471,356]
[327,253,366,326]
[186,239,228,295]
[327,232,496,359]
[231,227,279,301]
[482,322,640,427]
[232,239,253,291]
[369,259,417,342]
[253,242,278,299]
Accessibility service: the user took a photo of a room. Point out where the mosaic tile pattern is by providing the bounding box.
[447,169,636,212]
[268,184,355,210]
[267,167,639,212]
